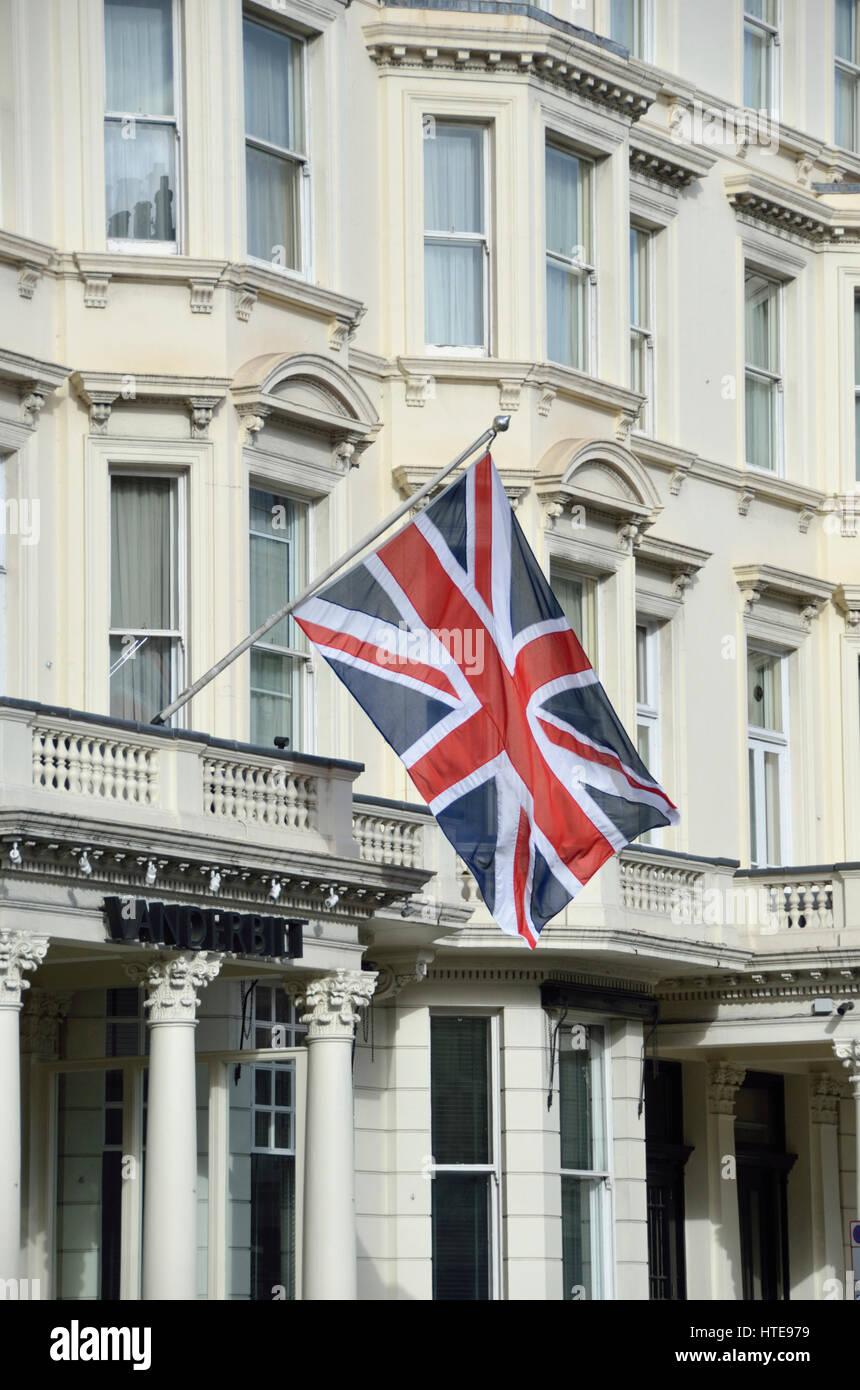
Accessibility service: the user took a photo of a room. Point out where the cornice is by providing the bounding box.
[0,350,72,429]
[635,534,712,582]
[70,370,231,439]
[0,229,60,299]
[629,125,717,188]
[690,455,826,524]
[394,355,644,423]
[364,11,661,122]
[734,563,836,628]
[724,171,852,246]
[658,964,860,1003]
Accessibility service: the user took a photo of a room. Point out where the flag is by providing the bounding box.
[293,452,679,946]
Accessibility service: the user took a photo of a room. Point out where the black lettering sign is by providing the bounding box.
[103,899,304,961]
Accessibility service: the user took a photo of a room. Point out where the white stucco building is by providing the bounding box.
[1,0,860,1302]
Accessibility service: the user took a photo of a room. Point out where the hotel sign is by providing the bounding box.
[104,897,304,960]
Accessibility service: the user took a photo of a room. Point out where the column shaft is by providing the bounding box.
[0,1006,22,1281]
[142,1021,199,1299]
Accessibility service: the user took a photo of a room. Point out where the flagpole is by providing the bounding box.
[151,415,511,726]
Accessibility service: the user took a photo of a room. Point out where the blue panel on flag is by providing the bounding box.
[425,473,469,572]
[530,847,572,931]
[543,685,646,773]
[436,779,498,914]
[508,511,564,639]
[583,782,672,840]
[326,659,452,757]
[319,564,403,628]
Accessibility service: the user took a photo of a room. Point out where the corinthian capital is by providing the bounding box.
[810,1074,845,1125]
[707,1061,747,1114]
[285,969,377,1040]
[0,930,49,1009]
[126,952,222,1024]
[21,989,75,1057]
[833,1036,860,1095]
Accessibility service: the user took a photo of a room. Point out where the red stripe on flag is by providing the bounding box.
[537,716,679,811]
[472,454,494,611]
[295,619,460,700]
[513,807,534,944]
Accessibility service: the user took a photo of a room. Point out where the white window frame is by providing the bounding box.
[609,0,654,62]
[635,620,661,844]
[746,645,791,868]
[836,0,860,151]
[854,292,860,482]
[550,559,600,667]
[744,268,785,476]
[630,223,655,436]
[423,120,491,357]
[545,138,597,375]
[242,10,312,280]
[108,468,187,727]
[104,0,183,255]
[248,482,311,753]
[429,1011,502,1300]
[558,1019,614,1302]
[743,1,781,113]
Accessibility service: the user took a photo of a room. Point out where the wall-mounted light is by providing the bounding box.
[8,841,22,867]
[323,887,340,910]
[145,859,158,887]
[209,868,222,895]
[269,877,282,903]
[78,849,93,877]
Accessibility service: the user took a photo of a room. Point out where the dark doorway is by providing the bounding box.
[644,1059,692,1300]
[735,1072,795,1301]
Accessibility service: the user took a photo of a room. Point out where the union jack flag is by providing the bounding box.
[293,453,679,946]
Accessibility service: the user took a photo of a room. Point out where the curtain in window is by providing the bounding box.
[745,276,777,469]
[546,146,585,259]
[424,125,483,347]
[243,20,302,150]
[105,0,173,115]
[110,477,175,721]
[546,146,589,369]
[562,1177,600,1299]
[105,122,176,241]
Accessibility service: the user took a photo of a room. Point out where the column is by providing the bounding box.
[20,989,73,1296]
[810,1074,846,1294]
[833,1037,860,1219]
[705,1062,746,1299]
[286,968,376,1300]
[129,952,221,1301]
[0,930,48,1285]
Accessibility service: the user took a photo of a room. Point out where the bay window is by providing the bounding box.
[743,1,780,111]
[744,270,783,473]
[243,14,308,270]
[109,473,184,723]
[546,142,594,372]
[249,487,309,751]
[559,1023,610,1300]
[424,122,488,350]
[104,0,180,248]
[836,0,860,150]
[630,225,654,433]
[747,647,789,868]
[430,1015,499,1300]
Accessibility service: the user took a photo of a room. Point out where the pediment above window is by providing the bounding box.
[536,437,662,550]
[734,563,837,639]
[231,352,381,469]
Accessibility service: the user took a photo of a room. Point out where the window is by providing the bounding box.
[630,225,654,433]
[551,562,598,664]
[743,1,779,111]
[836,0,860,150]
[747,647,789,867]
[546,142,594,371]
[744,270,783,473]
[249,487,308,750]
[109,473,184,723]
[611,0,649,58]
[104,0,180,248]
[636,623,660,842]
[249,1062,297,1300]
[251,984,306,1050]
[430,1016,498,1300]
[559,1023,610,1300]
[854,294,860,481]
[243,15,307,270]
[424,122,488,350]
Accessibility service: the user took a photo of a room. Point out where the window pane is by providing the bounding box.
[764,750,782,863]
[275,1069,292,1109]
[109,633,173,721]
[745,274,778,371]
[432,1173,490,1300]
[744,22,771,108]
[246,145,300,267]
[431,1016,489,1165]
[745,372,775,470]
[243,18,303,152]
[425,241,484,347]
[546,145,590,262]
[836,67,859,151]
[560,1046,594,1170]
[274,1112,292,1151]
[424,124,483,234]
[105,0,174,116]
[637,723,651,766]
[562,1176,602,1299]
[855,392,860,482]
[836,0,856,62]
[747,651,782,731]
[547,261,588,369]
[255,986,272,1022]
[630,330,647,397]
[105,120,176,240]
[749,747,758,864]
[636,625,649,704]
[254,1111,270,1149]
[611,0,641,55]
[630,227,649,327]
[250,649,295,748]
[255,1069,271,1106]
[250,1153,296,1300]
[110,477,175,630]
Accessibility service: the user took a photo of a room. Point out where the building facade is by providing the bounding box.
[1,0,860,1301]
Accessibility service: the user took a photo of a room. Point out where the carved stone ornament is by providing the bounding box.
[707,1061,747,1114]
[21,989,75,1057]
[285,968,377,1040]
[833,1036,860,1095]
[810,1074,844,1125]
[0,930,49,1009]
[126,951,222,1024]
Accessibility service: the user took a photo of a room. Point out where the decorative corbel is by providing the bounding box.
[236,403,270,445]
[82,272,111,309]
[17,265,42,300]
[234,286,258,323]
[404,372,435,407]
[187,396,220,439]
[738,488,756,517]
[498,379,522,412]
[188,278,217,314]
[536,383,556,418]
[19,383,50,428]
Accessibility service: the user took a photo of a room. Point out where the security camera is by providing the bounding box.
[837,1001,856,1016]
